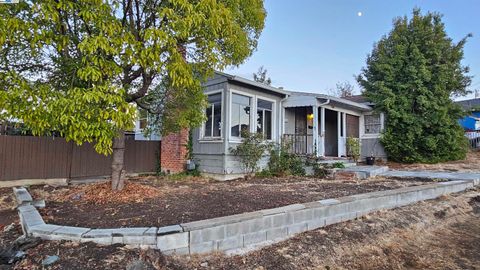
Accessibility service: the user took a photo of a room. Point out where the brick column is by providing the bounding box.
[160,128,189,174]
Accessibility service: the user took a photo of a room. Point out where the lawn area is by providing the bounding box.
[32,176,427,228]
[387,151,480,172]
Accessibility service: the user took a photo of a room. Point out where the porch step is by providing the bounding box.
[340,165,389,179]
[317,159,357,168]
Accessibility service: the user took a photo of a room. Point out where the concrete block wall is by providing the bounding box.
[13,178,479,255]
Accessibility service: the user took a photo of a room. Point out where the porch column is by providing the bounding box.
[320,107,325,156]
[312,105,319,157]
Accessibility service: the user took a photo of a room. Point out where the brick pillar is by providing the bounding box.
[160,128,189,174]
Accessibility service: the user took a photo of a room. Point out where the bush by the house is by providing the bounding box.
[346,137,360,161]
[358,9,469,163]
[230,131,271,175]
[265,142,305,177]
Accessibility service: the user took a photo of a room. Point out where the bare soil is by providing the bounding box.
[33,176,427,228]
[0,188,17,229]
[386,150,480,172]
[2,186,478,269]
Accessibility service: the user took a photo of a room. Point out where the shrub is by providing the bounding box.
[312,163,328,178]
[346,137,360,161]
[230,131,271,175]
[267,141,305,177]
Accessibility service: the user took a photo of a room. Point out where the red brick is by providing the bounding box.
[160,128,189,174]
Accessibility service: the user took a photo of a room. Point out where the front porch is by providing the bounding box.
[282,94,370,157]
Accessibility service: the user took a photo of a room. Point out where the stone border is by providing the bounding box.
[13,178,479,255]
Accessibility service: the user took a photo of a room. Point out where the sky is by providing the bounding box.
[225,0,480,100]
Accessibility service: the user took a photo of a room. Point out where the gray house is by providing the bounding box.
[192,72,386,180]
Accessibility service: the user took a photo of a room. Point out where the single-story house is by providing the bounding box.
[191,72,386,180]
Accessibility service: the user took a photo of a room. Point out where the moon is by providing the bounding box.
[357,11,363,17]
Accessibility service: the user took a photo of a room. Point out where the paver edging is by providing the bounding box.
[12,177,479,256]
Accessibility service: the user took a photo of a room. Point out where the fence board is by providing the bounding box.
[0,135,160,181]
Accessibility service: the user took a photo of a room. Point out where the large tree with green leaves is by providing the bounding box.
[0,0,266,190]
[358,9,471,163]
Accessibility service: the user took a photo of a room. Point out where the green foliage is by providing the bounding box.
[331,162,346,169]
[230,131,270,174]
[358,9,469,163]
[312,163,328,178]
[346,137,360,161]
[0,0,266,154]
[266,141,305,177]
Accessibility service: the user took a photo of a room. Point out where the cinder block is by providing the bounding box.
[190,226,225,244]
[156,232,188,251]
[246,217,272,233]
[265,227,288,241]
[21,209,45,232]
[287,223,307,236]
[13,187,33,205]
[307,219,326,230]
[157,225,181,235]
[50,226,91,241]
[217,235,243,251]
[243,231,266,246]
[272,213,289,227]
[29,224,63,238]
[291,209,313,223]
[189,241,216,254]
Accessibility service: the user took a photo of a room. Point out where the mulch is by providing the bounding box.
[33,176,426,228]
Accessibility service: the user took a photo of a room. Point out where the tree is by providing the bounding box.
[253,66,271,85]
[0,0,266,190]
[329,81,355,97]
[357,9,471,163]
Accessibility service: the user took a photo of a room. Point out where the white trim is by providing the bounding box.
[200,90,224,141]
[360,112,384,139]
[256,95,277,142]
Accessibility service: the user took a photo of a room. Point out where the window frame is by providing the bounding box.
[229,91,254,140]
[256,98,275,141]
[361,112,384,137]
[200,90,224,141]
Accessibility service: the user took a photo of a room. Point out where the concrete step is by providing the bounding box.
[316,159,357,168]
[340,165,389,179]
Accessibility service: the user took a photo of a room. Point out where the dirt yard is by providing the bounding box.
[387,150,480,172]
[2,186,478,269]
[29,176,429,228]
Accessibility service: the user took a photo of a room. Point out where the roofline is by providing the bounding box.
[214,71,289,96]
[317,94,373,111]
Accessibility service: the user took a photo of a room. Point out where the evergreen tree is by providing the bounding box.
[358,9,471,163]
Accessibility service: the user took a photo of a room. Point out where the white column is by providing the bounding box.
[337,111,342,157]
[320,107,325,157]
[312,105,319,157]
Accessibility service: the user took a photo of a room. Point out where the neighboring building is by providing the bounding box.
[192,72,387,180]
[456,98,480,131]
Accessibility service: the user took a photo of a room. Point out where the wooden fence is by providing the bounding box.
[0,135,160,181]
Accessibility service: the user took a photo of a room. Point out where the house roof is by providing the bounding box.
[286,91,372,112]
[214,71,289,96]
[343,95,368,103]
[456,98,480,111]
[212,71,372,112]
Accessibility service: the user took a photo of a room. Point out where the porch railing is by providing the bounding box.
[466,131,480,150]
[283,134,314,155]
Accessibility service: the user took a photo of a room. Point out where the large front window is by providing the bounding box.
[204,93,222,137]
[257,99,273,140]
[231,93,251,138]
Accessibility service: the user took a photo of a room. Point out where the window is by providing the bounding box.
[257,99,273,140]
[204,93,222,137]
[231,93,251,138]
[364,114,381,134]
[139,109,148,130]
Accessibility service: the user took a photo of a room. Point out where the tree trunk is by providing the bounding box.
[111,130,126,190]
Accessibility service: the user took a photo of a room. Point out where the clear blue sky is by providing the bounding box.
[226,0,480,100]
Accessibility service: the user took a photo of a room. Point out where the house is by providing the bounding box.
[191,72,386,180]
[456,98,480,131]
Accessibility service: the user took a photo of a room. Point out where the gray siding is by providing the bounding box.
[361,138,387,161]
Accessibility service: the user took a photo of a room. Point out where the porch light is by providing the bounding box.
[307,113,314,120]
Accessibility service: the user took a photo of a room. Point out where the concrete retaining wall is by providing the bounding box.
[13,178,479,255]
